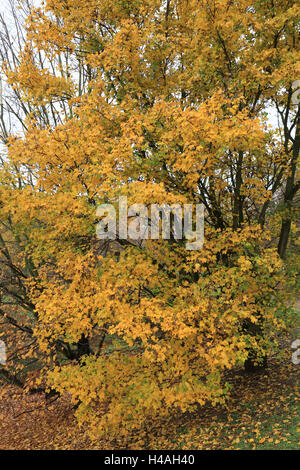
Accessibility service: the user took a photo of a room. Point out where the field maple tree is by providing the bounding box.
[0,0,299,439]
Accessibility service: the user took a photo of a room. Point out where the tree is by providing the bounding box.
[0,0,299,438]
[0,0,96,390]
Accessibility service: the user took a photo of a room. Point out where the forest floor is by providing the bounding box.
[0,314,299,450]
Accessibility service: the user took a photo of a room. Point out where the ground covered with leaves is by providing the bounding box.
[0,338,299,450]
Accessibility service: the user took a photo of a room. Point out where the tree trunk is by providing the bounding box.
[278,104,300,259]
[242,316,267,372]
